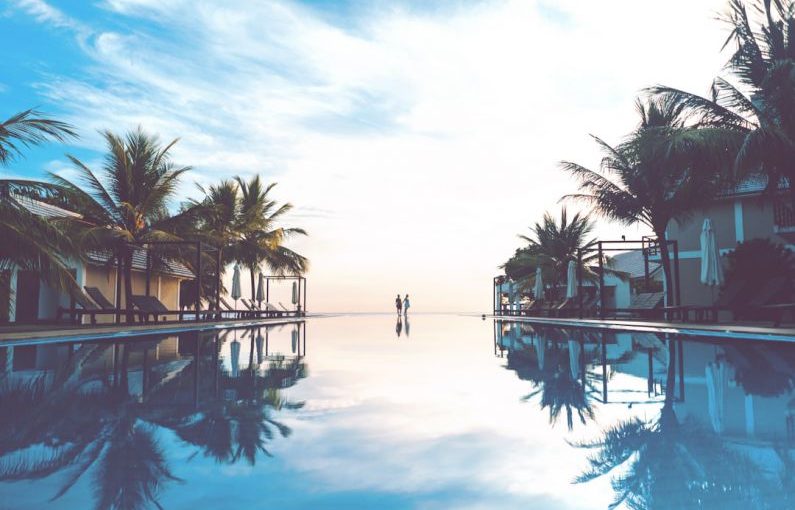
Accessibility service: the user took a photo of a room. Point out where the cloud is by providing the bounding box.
[20,0,730,311]
[9,0,92,39]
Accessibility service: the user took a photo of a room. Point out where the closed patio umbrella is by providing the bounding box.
[705,360,726,434]
[700,218,724,287]
[292,281,299,305]
[533,267,544,302]
[256,272,265,306]
[231,264,242,308]
[256,329,264,365]
[566,260,577,299]
[230,339,241,378]
[568,339,581,380]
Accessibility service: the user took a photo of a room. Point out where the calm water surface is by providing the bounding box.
[1,315,794,509]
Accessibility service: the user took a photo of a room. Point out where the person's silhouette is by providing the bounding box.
[395,294,402,316]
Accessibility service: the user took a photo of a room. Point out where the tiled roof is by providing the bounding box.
[609,251,661,279]
[11,194,81,218]
[721,174,789,197]
[87,250,195,279]
[12,194,194,279]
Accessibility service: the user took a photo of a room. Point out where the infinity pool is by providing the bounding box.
[1,315,794,509]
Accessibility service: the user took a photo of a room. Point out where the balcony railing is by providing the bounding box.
[774,201,795,229]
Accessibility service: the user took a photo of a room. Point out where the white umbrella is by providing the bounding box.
[255,330,264,365]
[568,340,581,380]
[533,267,544,302]
[256,272,265,305]
[230,339,241,378]
[231,264,242,308]
[700,218,724,287]
[706,361,726,434]
[566,260,578,299]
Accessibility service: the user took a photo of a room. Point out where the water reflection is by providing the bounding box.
[496,319,795,509]
[0,322,307,510]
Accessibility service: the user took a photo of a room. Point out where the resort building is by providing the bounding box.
[665,176,792,307]
[0,194,195,324]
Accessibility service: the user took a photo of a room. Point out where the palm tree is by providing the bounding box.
[651,0,795,204]
[232,175,308,300]
[502,207,596,300]
[0,109,75,165]
[52,128,190,320]
[0,110,80,302]
[560,96,736,305]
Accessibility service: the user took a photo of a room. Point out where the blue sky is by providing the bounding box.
[1,0,729,312]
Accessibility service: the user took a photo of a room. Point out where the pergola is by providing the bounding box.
[576,237,681,319]
[262,274,307,314]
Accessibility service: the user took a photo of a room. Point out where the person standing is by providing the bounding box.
[395,294,403,316]
[403,294,410,316]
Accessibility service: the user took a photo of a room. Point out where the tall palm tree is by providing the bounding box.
[560,96,736,305]
[0,110,80,302]
[502,207,596,299]
[651,0,795,204]
[232,176,308,300]
[51,128,190,320]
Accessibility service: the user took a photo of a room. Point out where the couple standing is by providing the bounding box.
[395,294,411,316]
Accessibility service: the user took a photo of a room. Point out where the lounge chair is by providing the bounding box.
[56,286,120,325]
[131,295,186,323]
[606,292,665,319]
[218,296,252,319]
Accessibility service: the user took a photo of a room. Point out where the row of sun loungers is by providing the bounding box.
[57,287,300,325]
[498,277,794,326]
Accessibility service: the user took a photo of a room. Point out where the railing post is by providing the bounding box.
[145,245,151,297]
[195,241,202,322]
[577,248,583,319]
[215,248,221,319]
[673,240,681,307]
[598,241,605,319]
[303,277,307,315]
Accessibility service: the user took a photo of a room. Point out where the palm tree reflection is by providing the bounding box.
[571,340,772,510]
[0,326,306,509]
[503,325,598,430]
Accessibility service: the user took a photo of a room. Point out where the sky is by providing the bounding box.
[1,0,730,312]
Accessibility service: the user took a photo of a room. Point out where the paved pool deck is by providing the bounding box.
[490,314,795,342]
[0,316,312,345]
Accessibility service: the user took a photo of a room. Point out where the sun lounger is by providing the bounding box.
[56,286,121,324]
[131,295,187,323]
[606,292,665,319]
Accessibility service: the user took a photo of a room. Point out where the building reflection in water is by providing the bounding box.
[494,319,795,508]
[0,321,307,510]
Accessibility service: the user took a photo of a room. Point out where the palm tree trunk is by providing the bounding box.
[655,229,675,307]
[250,266,256,301]
[124,250,135,323]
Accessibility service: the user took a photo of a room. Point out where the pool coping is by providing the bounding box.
[0,316,312,346]
[489,315,795,342]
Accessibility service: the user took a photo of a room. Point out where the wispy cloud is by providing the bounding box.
[9,0,92,39]
[14,0,729,311]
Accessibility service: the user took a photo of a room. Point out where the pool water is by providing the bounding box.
[1,315,794,509]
